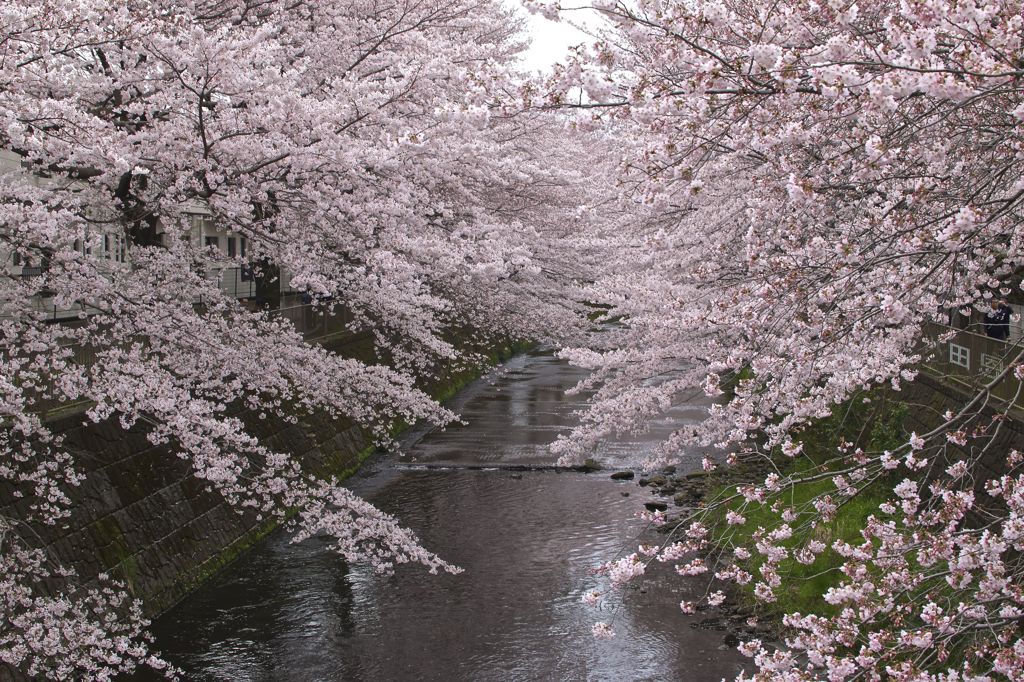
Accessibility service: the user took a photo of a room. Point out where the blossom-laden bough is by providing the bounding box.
[532,0,1024,678]
[0,0,597,678]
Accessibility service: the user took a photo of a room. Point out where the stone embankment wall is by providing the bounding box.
[14,394,369,615]
[2,331,521,634]
[0,333,379,619]
[902,372,1024,484]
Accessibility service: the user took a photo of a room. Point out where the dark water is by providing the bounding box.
[146,350,747,681]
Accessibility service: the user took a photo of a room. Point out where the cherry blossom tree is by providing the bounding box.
[0,0,593,677]
[532,0,1024,678]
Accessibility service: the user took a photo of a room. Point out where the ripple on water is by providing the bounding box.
[143,352,746,682]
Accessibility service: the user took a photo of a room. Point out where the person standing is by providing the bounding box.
[984,299,1012,340]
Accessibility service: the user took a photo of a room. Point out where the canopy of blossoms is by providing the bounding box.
[528,0,1024,679]
[0,0,593,677]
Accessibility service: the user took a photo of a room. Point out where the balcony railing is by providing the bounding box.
[920,321,1024,409]
[206,265,256,300]
[272,300,355,342]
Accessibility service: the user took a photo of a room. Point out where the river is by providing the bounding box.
[143,350,748,681]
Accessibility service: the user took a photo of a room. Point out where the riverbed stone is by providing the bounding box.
[644,501,668,512]
[610,471,635,480]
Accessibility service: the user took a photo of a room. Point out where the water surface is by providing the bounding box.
[146,351,746,681]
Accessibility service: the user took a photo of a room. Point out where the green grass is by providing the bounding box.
[695,389,1012,675]
[710,469,890,617]
[705,389,907,617]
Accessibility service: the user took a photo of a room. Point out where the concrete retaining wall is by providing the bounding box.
[0,333,377,619]
[901,372,1024,486]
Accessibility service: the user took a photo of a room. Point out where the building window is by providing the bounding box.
[949,343,970,369]
[204,236,220,251]
[980,353,1003,377]
[227,237,236,258]
[191,214,215,233]
[106,234,127,262]
[240,237,247,257]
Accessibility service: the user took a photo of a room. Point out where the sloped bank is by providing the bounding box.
[0,332,530,630]
[651,374,1024,656]
[629,387,909,652]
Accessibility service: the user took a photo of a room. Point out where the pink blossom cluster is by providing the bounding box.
[0,0,599,677]
[547,0,1024,677]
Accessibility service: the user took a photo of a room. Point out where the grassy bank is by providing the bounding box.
[704,390,907,618]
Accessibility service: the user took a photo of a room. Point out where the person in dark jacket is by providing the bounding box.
[984,299,1012,340]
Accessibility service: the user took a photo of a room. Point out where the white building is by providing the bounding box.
[0,150,257,319]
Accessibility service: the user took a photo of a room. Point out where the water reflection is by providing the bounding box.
[144,350,745,681]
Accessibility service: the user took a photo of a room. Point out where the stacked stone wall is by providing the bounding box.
[0,333,376,620]
[2,332,525,635]
[902,372,1024,485]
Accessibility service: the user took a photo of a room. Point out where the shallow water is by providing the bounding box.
[144,350,747,681]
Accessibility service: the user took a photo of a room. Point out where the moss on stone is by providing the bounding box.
[87,515,143,596]
[148,516,281,614]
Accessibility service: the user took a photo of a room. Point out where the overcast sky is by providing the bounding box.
[507,2,602,73]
